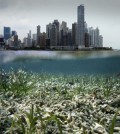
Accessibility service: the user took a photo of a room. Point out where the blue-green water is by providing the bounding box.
[0,50,120,74]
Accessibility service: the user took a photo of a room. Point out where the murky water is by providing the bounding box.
[0,50,120,74]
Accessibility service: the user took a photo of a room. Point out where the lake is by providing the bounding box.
[0,50,120,75]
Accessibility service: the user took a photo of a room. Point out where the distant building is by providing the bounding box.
[84,33,89,47]
[60,21,68,46]
[46,38,50,49]
[50,24,57,48]
[84,21,88,33]
[72,22,77,47]
[4,27,11,40]
[14,35,19,48]
[12,31,17,36]
[77,5,85,48]
[59,29,64,46]
[46,23,52,39]
[67,29,72,46]
[27,30,32,47]
[7,36,14,48]
[53,20,60,45]
[88,27,94,47]
[99,35,103,47]
[40,32,46,49]
[37,25,41,46]
[0,37,5,48]
[32,34,37,47]
[23,37,28,48]
[60,21,67,31]
[94,27,99,47]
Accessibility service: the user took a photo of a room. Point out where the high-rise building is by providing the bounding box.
[4,27,11,40]
[60,21,68,46]
[99,35,103,47]
[14,35,19,48]
[27,30,32,47]
[23,37,28,47]
[32,34,37,47]
[88,27,94,47]
[0,36,5,48]
[50,24,57,47]
[72,22,77,47]
[37,25,41,46]
[67,29,72,46]
[46,38,50,49]
[77,5,85,48]
[94,27,99,47]
[40,32,46,49]
[53,20,60,45]
[84,33,89,47]
[84,21,88,33]
[12,31,17,36]
[60,21,67,32]
[46,23,52,39]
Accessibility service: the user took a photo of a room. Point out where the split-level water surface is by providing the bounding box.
[0,50,120,74]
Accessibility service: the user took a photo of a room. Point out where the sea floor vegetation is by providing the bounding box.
[0,69,120,134]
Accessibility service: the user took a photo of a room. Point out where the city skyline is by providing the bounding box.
[0,4,104,50]
[0,0,120,49]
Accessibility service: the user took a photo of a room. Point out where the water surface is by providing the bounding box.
[0,50,120,74]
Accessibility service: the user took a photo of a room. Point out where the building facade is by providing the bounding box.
[94,27,99,47]
[53,20,60,46]
[77,5,85,48]
[88,27,94,47]
[72,22,77,47]
[50,24,57,47]
[37,25,41,46]
[4,27,11,40]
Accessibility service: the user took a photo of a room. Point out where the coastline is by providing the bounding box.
[0,47,113,51]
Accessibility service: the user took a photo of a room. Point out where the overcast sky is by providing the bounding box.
[0,0,120,49]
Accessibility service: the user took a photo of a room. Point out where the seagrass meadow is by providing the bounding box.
[0,69,120,134]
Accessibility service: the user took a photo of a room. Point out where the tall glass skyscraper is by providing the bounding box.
[50,24,57,47]
[4,27,11,40]
[37,25,41,46]
[77,5,85,48]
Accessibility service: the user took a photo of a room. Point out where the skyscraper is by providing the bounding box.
[94,27,99,47]
[4,27,11,40]
[60,21,68,46]
[37,25,41,46]
[53,20,60,45]
[32,34,37,47]
[14,35,19,48]
[27,30,32,47]
[40,32,46,49]
[67,29,72,46]
[99,35,103,47]
[46,23,52,39]
[72,23,77,47]
[50,24,57,47]
[12,31,17,36]
[77,5,85,48]
[88,27,94,47]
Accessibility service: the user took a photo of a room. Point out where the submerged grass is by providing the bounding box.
[0,69,120,133]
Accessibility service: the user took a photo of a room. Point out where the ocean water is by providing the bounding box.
[0,50,120,75]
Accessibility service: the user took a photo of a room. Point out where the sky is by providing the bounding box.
[0,0,120,49]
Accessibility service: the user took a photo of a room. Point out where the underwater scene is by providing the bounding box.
[0,50,120,134]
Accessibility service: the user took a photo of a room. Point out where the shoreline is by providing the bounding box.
[0,47,113,51]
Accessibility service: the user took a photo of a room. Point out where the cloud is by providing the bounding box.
[19,19,30,25]
[0,0,17,10]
